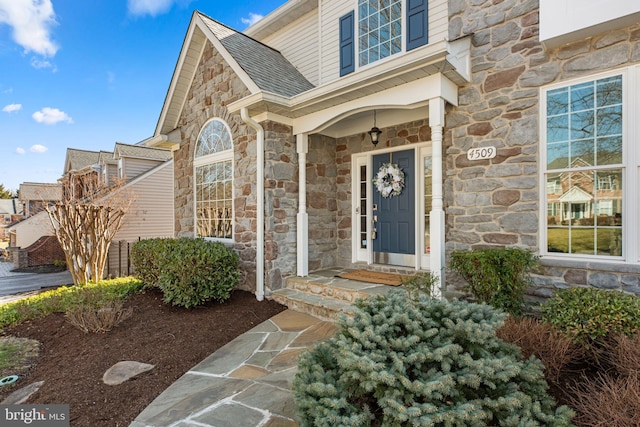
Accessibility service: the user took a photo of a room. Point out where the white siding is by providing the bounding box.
[11,212,53,248]
[107,161,175,277]
[540,0,640,47]
[318,0,449,85]
[122,158,163,181]
[260,10,320,86]
[319,0,351,85]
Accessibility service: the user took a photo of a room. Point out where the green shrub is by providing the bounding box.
[449,247,538,315]
[130,238,175,287]
[293,291,574,427]
[156,238,239,308]
[400,271,438,301]
[541,287,640,346]
[0,277,144,329]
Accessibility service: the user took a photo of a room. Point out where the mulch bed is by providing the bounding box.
[0,289,286,427]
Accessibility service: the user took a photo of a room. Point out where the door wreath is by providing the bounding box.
[373,162,405,198]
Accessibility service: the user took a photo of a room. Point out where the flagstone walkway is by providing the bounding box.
[129,310,338,427]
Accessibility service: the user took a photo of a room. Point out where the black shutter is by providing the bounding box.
[339,11,355,76]
[406,0,428,51]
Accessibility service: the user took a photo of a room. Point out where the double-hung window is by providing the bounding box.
[194,119,233,240]
[542,67,639,262]
[340,0,429,76]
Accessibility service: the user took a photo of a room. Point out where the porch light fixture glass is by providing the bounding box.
[368,110,382,146]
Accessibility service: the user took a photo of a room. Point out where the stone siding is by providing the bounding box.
[173,41,256,292]
[447,0,640,295]
[263,121,298,291]
[307,134,338,272]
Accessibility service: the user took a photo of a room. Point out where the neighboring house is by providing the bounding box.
[19,182,63,218]
[0,198,22,240]
[9,143,174,274]
[144,0,640,300]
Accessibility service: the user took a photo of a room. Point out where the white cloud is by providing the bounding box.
[30,144,48,153]
[241,13,264,27]
[0,0,59,57]
[2,103,22,113]
[127,0,174,16]
[30,56,56,70]
[15,147,25,155]
[32,107,73,125]
[2,88,13,94]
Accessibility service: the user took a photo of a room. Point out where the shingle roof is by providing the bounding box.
[18,183,63,201]
[114,143,173,161]
[98,151,117,165]
[199,13,315,98]
[66,149,101,172]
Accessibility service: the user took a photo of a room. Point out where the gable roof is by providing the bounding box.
[200,15,314,98]
[98,151,117,165]
[18,182,63,201]
[64,148,101,173]
[155,10,314,136]
[114,143,173,161]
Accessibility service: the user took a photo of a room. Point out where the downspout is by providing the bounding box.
[240,108,265,301]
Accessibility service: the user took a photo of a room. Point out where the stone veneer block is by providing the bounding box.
[235,383,297,420]
[291,322,338,347]
[264,415,299,427]
[268,348,306,371]
[192,402,265,427]
[270,310,321,332]
[134,376,248,426]
[245,350,281,368]
[229,364,272,379]
[260,332,300,352]
[190,333,266,375]
[256,367,298,389]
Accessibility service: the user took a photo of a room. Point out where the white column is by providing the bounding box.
[296,133,309,276]
[429,97,445,298]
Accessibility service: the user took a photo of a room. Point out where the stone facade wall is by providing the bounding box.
[173,41,256,292]
[263,121,298,291]
[335,120,432,267]
[307,134,338,272]
[446,0,640,295]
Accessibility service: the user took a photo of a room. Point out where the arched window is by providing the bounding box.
[194,119,233,240]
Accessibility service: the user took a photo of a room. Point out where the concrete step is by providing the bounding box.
[269,270,399,322]
[270,288,354,322]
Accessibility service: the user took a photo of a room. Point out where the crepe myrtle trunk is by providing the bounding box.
[46,201,128,285]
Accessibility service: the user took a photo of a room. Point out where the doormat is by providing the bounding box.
[337,270,408,286]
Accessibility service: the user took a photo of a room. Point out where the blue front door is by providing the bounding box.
[372,149,415,266]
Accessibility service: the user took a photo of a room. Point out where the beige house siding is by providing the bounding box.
[9,212,53,249]
[318,0,351,85]
[260,9,320,86]
[106,160,175,276]
[122,158,163,181]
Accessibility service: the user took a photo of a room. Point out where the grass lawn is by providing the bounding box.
[548,227,622,255]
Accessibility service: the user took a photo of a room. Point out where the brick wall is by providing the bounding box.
[11,235,65,268]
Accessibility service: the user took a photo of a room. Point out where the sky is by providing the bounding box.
[0,0,288,193]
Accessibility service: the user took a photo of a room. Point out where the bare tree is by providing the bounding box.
[45,179,134,285]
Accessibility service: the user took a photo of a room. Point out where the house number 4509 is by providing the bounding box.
[467,146,496,161]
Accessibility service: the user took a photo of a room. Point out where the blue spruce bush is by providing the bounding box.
[293,291,574,426]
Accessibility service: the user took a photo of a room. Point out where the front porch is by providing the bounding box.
[270,266,417,321]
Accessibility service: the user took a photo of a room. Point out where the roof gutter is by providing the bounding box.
[240,108,265,301]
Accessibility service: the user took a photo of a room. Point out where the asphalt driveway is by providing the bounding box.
[0,262,73,304]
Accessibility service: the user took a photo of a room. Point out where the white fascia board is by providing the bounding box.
[154,15,203,137]
[292,73,458,135]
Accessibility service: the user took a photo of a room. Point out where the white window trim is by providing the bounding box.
[355,0,408,73]
[539,65,639,264]
[193,118,235,243]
